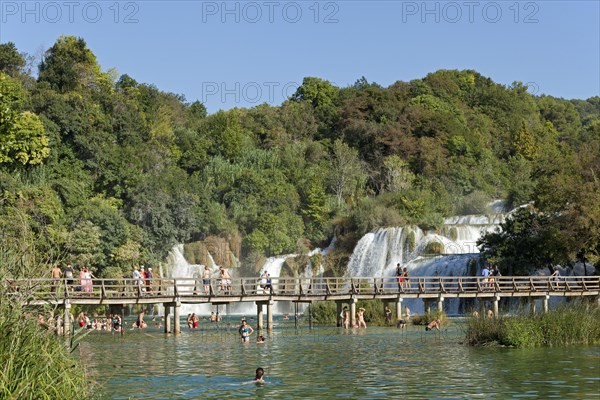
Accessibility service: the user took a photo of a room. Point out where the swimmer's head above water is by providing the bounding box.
[254,367,265,382]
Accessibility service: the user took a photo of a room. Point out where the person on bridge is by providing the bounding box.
[203,265,211,294]
[132,266,141,291]
[551,269,561,289]
[146,268,153,292]
[219,266,232,295]
[63,263,74,286]
[139,266,147,292]
[81,267,95,293]
[401,267,410,291]
[481,265,491,290]
[51,265,62,293]
[239,320,254,342]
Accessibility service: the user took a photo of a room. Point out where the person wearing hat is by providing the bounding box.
[140,266,146,292]
[146,267,153,292]
[132,266,141,291]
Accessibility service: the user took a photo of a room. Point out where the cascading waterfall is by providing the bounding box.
[345,212,508,315]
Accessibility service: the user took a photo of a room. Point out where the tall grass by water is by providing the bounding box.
[0,299,94,399]
[465,302,600,347]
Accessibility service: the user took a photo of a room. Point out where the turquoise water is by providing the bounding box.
[78,319,600,399]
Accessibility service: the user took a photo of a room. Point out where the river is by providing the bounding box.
[78,318,600,399]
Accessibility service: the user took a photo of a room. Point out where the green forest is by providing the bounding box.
[1,36,598,279]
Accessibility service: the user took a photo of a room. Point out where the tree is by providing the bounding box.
[383,155,415,192]
[327,139,368,208]
[478,207,571,275]
[38,36,101,93]
[512,120,537,159]
[0,42,25,76]
[0,74,50,167]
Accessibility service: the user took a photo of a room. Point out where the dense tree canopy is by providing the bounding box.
[1,36,598,278]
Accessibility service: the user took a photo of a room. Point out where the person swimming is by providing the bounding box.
[254,367,265,383]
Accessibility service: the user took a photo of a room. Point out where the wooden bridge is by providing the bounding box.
[5,275,599,334]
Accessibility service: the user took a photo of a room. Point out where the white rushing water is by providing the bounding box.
[345,212,505,279]
[344,212,508,315]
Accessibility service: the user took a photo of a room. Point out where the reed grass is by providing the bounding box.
[464,301,600,347]
[0,299,95,399]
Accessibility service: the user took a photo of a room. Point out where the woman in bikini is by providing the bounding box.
[238,320,254,342]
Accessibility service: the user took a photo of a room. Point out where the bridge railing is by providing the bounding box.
[2,275,599,302]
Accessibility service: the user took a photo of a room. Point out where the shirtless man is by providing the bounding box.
[425,319,441,331]
[219,266,231,295]
[51,265,62,293]
[356,307,367,328]
[135,311,147,329]
[192,313,199,329]
[203,266,211,294]
[342,306,350,329]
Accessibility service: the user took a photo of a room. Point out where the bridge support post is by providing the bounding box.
[350,298,357,327]
[174,300,181,334]
[256,302,264,331]
[267,301,274,332]
[529,298,537,314]
[164,303,171,334]
[543,295,549,314]
[424,299,432,316]
[493,295,500,318]
[63,301,71,336]
[479,299,486,317]
[437,296,444,316]
[396,297,403,321]
[336,301,343,327]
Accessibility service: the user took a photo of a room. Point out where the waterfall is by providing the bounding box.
[343,211,508,315]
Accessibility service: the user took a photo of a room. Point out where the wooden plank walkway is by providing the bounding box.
[5,275,600,306]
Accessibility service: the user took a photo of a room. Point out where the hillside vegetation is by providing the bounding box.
[0,37,598,279]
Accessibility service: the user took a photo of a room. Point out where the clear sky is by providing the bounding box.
[1,0,599,112]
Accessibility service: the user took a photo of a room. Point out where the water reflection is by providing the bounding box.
[79,322,600,399]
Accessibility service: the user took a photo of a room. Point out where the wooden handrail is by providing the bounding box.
[3,276,599,304]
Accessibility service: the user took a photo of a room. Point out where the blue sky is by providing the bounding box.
[1,0,599,112]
